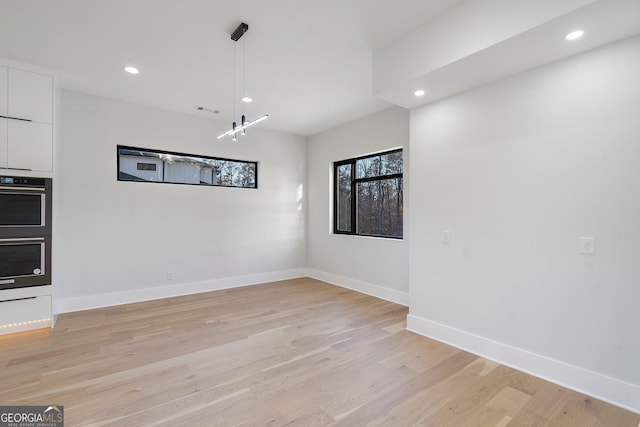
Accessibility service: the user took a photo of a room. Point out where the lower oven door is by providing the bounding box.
[0,237,50,290]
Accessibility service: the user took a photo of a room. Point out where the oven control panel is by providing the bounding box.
[1,176,47,186]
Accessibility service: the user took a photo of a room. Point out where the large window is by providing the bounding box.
[334,149,403,238]
[117,145,258,189]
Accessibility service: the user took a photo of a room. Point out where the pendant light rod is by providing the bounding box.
[217,114,269,139]
[218,22,268,140]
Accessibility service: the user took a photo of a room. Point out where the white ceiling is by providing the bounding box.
[374,0,640,110]
[0,0,463,137]
[0,0,638,137]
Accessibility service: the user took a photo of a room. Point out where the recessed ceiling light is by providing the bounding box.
[565,30,585,41]
[123,66,140,74]
[241,97,253,103]
[414,89,425,97]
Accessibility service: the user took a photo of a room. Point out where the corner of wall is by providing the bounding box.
[307,269,409,306]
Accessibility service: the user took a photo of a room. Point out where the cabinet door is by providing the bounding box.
[7,120,52,172]
[8,68,53,124]
[0,118,6,168]
[0,66,7,116]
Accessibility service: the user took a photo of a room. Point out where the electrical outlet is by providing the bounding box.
[442,230,451,244]
[579,237,595,255]
[167,271,174,280]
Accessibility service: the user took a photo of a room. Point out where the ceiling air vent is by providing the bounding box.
[194,106,220,114]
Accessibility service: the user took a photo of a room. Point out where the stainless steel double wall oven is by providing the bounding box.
[0,175,52,290]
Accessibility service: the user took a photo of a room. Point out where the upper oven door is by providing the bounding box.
[0,187,46,228]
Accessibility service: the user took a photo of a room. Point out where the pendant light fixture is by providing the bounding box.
[217,22,269,140]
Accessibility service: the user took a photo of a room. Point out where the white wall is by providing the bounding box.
[408,35,640,411]
[307,107,410,305]
[54,90,306,312]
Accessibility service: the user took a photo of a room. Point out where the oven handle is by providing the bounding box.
[0,279,16,285]
[0,186,45,192]
[0,237,45,243]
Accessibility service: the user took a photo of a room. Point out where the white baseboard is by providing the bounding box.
[54,269,307,314]
[306,269,409,306]
[407,314,640,415]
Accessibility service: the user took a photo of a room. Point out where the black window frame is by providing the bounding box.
[117,145,258,189]
[333,148,403,239]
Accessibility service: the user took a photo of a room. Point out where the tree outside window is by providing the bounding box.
[334,149,403,238]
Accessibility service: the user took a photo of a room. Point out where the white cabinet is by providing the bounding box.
[0,60,55,335]
[0,66,7,116]
[8,68,53,124]
[8,120,53,172]
[0,67,6,169]
[0,118,6,167]
[0,65,54,174]
[0,287,53,335]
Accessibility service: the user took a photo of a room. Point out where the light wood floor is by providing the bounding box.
[0,278,638,426]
